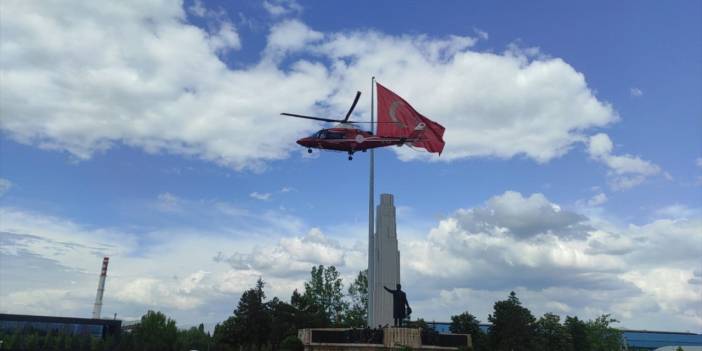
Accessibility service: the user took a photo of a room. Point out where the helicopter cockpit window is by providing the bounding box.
[325,132,344,139]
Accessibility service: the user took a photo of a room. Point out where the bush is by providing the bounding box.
[280,335,304,351]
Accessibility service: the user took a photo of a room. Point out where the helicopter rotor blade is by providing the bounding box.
[342,91,362,123]
[345,121,400,124]
[280,113,341,123]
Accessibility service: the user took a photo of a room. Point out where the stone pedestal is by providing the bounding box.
[297,327,471,351]
[383,328,421,348]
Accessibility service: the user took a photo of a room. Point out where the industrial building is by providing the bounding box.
[0,313,121,339]
[0,257,120,341]
[426,321,702,350]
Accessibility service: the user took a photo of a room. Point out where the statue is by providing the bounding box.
[383,284,411,327]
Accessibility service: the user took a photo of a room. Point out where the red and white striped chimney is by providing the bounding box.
[92,257,109,319]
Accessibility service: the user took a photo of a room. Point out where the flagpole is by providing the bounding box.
[367,76,375,328]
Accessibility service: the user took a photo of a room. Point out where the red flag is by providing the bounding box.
[376,82,445,154]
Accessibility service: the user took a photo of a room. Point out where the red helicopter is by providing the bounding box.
[281,91,426,160]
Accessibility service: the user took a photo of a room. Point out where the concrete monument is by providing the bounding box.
[369,193,401,327]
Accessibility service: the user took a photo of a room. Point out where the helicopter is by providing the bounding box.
[281,91,427,160]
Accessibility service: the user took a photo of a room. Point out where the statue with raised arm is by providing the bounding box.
[383,284,411,327]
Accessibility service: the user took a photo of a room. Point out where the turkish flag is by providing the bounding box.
[376,82,445,154]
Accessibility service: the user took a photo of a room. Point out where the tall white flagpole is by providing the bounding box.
[367,76,375,327]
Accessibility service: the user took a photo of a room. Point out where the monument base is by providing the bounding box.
[298,327,471,351]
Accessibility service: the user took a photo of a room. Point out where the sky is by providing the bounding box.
[1,0,701,333]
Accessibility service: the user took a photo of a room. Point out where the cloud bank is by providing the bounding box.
[1,0,644,172]
[1,191,699,330]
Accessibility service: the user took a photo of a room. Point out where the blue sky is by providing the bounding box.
[1,0,701,332]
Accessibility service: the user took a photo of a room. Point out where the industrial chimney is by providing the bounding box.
[92,257,109,319]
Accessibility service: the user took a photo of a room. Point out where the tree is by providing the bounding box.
[132,310,179,351]
[212,317,238,351]
[488,291,537,351]
[303,265,348,326]
[565,316,590,351]
[176,323,211,351]
[268,297,297,351]
[345,269,368,327]
[585,314,622,351]
[280,335,304,351]
[232,278,271,351]
[290,289,328,329]
[450,311,487,351]
[535,313,573,351]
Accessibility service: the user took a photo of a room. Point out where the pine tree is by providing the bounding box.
[232,278,271,351]
[488,291,537,351]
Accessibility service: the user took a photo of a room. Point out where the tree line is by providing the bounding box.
[446,291,623,351]
[1,265,623,351]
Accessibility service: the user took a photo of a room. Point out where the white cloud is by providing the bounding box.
[1,191,701,330]
[452,191,590,239]
[0,178,12,196]
[207,21,241,53]
[654,204,700,220]
[588,133,661,190]
[250,191,272,201]
[630,88,643,97]
[265,19,323,58]
[155,192,183,212]
[696,157,702,168]
[0,2,625,171]
[263,0,303,17]
[311,32,617,163]
[0,204,311,321]
[214,228,363,278]
[587,193,608,206]
[0,0,327,171]
[473,28,489,40]
[399,192,701,329]
[188,0,207,17]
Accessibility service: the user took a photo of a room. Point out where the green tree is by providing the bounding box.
[132,310,179,351]
[303,265,348,326]
[565,316,590,351]
[280,335,304,351]
[585,314,622,351]
[488,291,537,351]
[90,336,105,351]
[212,317,238,351]
[535,313,573,351]
[268,297,297,351]
[450,311,487,351]
[176,323,211,351]
[290,289,328,329]
[232,278,271,351]
[69,333,82,351]
[25,332,40,351]
[345,269,368,327]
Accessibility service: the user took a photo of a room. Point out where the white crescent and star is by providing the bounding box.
[388,100,407,129]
